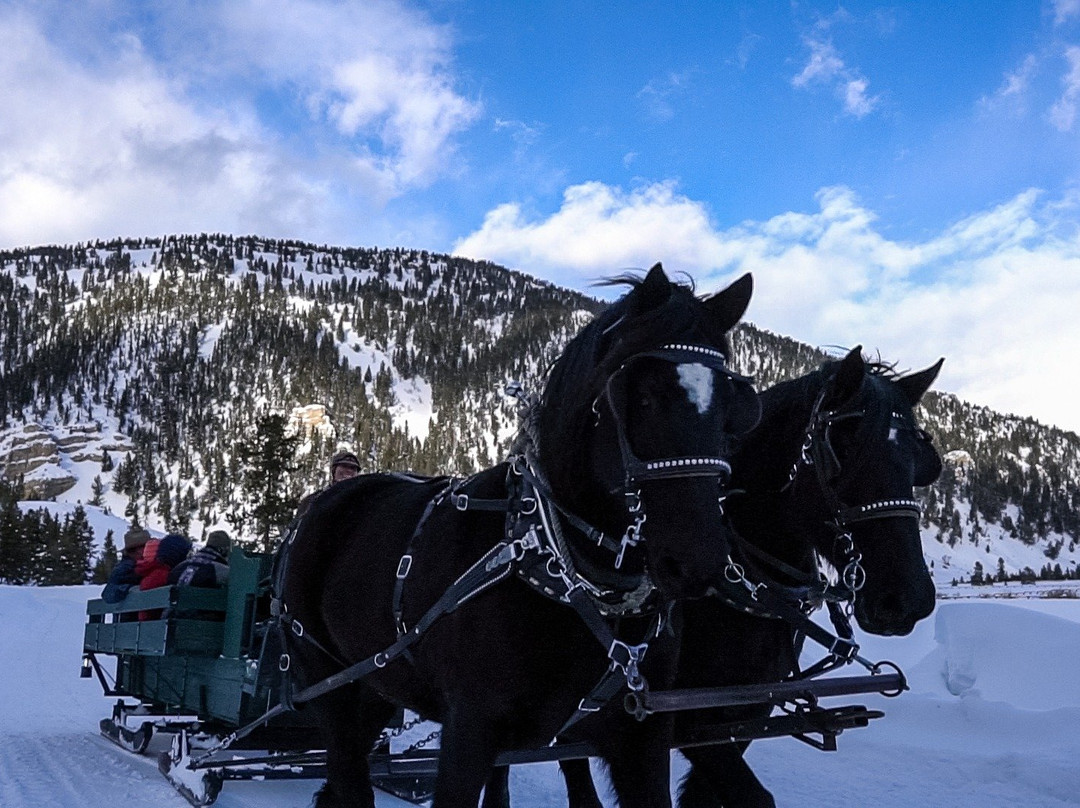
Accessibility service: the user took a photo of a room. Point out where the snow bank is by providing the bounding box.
[0,585,110,733]
[907,601,1080,711]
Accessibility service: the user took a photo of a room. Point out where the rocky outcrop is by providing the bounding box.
[1,421,132,499]
[289,404,335,438]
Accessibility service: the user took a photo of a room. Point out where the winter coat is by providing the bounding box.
[101,555,141,604]
[136,534,192,619]
[168,546,230,589]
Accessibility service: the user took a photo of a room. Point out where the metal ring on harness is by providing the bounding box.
[724,560,746,584]
[870,660,907,696]
[842,556,866,592]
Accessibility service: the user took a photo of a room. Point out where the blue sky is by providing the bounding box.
[2,0,1080,432]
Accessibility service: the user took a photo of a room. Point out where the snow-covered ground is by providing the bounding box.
[1,585,1078,807]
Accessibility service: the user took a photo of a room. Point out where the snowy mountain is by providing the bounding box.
[2,234,1078,583]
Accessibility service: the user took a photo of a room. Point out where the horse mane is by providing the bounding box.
[747,355,908,491]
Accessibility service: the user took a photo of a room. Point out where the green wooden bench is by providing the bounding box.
[84,549,276,725]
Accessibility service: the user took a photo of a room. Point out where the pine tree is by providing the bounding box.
[230,413,301,552]
[90,475,106,507]
[0,480,34,584]
[92,529,118,584]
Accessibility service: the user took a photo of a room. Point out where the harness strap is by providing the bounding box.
[516,463,621,555]
[196,536,531,764]
[393,482,455,636]
[730,532,818,587]
[556,586,659,735]
[836,499,921,525]
[717,575,871,674]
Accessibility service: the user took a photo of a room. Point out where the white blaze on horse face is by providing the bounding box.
[677,363,714,415]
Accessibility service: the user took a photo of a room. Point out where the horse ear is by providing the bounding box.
[826,347,865,407]
[896,358,944,406]
[704,273,752,332]
[632,263,672,313]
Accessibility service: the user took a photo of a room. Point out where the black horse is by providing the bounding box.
[281,264,762,808]
[530,347,944,808]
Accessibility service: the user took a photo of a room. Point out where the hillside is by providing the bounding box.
[1,234,1078,583]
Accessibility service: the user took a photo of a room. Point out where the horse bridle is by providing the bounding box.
[590,342,758,567]
[784,382,931,602]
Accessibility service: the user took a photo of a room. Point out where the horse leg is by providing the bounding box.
[678,744,775,808]
[481,766,510,808]
[431,709,504,808]
[599,715,675,808]
[313,687,397,808]
[561,758,605,808]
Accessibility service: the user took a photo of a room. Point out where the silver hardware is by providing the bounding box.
[615,514,646,569]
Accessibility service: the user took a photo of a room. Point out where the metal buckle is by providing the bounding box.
[576,698,602,713]
[615,514,645,570]
[608,639,649,692]
[454,494,469,511]
[396,555,413,579]
[829,636,859,662]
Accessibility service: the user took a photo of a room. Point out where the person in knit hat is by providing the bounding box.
[329,451,361,483]
[169,530,232,590]
[295,449,362,518]
[101,524,151,604]
[136,532,192,620]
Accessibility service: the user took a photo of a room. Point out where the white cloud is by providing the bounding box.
[454,180,1080,434]
[1052,0,1080,26]
[214,0,480,193]
[843,78,877,117]
[792,38,846,87]
[1049,46,1080,131]
[981,54,1038,113]
[792,37,879,118]
[453,181,730,285]
[637,72,692,121]
[0,0,478,248]
[0,10,317,247]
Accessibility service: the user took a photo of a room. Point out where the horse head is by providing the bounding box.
[777,348,943,636]
[535,264,760,601]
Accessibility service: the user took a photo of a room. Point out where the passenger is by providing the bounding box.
[169,530,232,589]
[296,450,362,518]
[329,450,362,483]
[136,532,192,620]
[102,526,151,618]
